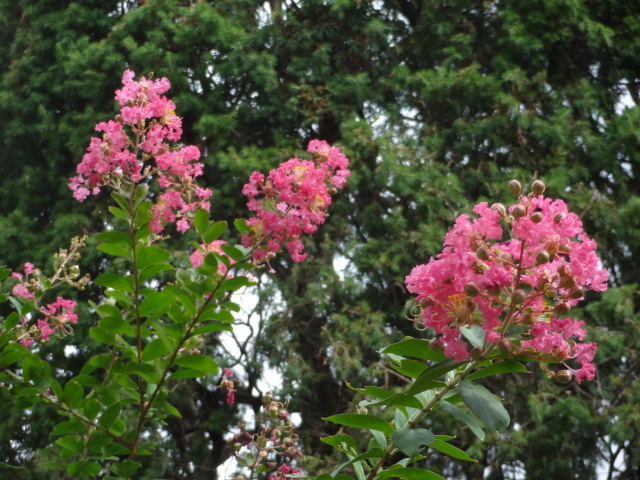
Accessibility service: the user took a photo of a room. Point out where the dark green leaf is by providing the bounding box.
[111,460,142,478]
[135,245,171,270]
[430,437,477,462]
[174,354,218,374]
[139,263,174,284]
[141,338,170,363]
[220,244,246,262]
[331,448,384,477]
[97,241,132,259]
[233,218,250,234]
[459,380,510,433]
[324,414,393,435]
[99,402,121,429]
[392,428,436,457]
[63,381,84,409]
[440,401,485,440]
[382,338,447,362]
[95,231,132,247]
[194,209,210,236]
[377,467,445,480]
[408,361,467,395]
[466,361,529,381]
[95,273,134,293]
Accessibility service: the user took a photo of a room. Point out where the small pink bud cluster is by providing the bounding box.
[18,297,78,348]
[228,395,303,480]
[405,180,608,383]
[241,140,350,263]
[189,240,235,276]
[221,368,236,405]
[69,70,211,234]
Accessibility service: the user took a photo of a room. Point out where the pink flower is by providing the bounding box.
[406,186,608,382]
[241,140,350,263]
[190,240,236,276]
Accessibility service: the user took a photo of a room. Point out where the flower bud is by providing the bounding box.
[508,180,522,195]
[554,302,571,314]
[429,337,444,352]
[553,212,565,224]
[512,204,527,219]
[419,298,434,309]
[511,289,527,305]
[554,370,573,384]
[476,247,490,261]
[498,338,515,355]
[530,212,543,223]
[559,275,576,289]
[536,250,550,265]
[568,286,584,300]
[559,243,570,253]
[327,187,338,195]
[470,347,483,361]
[531,180,546,195]
[464,282,480,297]
[521,314,536,326]
[499,252,514,264]
[491,203,507,218]
[292,182,301,193]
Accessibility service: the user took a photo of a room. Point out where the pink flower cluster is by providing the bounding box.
[11,262,36,300]
[222,368,236,405]
[241,140,350,263]
[19,297,78,348]
[189,240,235,276]
[69,70,211,233]
[405,182,608,383]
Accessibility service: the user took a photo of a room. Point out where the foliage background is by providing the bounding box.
[0,0,639,479]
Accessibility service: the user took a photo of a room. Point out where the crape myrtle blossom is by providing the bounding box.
[405,180,608,383]
[241,140,350,263]
[189,240,235,276]
[69,70,211,234]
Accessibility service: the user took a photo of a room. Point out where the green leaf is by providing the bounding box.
[194,209,210,236]
[96,273,134,293]
[63,381,84,409]
[392,428,436,457]
[331,448,384,477]
[459,380,510,433]
[4,312,20,330]
[55,435,85,454]
[390,358,428,379]
[51,420,88,436]
[377,468,445,480]
[174,354,218,374]
[134,184,149,206]
[439,401,485,440]
[0,343,29,366]
[99,402,121,429]
[466,361,529,381]
[192,323,233,335]
[83,399,102,421]
[67,459,101,477]
[430,437,477,462]
[141,338,170,363]
[99,316,136,337]
[86,432,113,453]
[111,460,142,478]
[460,325,485,348]
[408,361,467,395]
[320,433,359,455]
[95,231,132,247]
[139,291,176,316]
[136,245,170,270]
[0,268,11,282]
[168,368,204,379]
[381,338,447,362]
[234,218,250,234]
[126,362,161,384]
[109,206,130,221]
[204,221,228,243]
[139,263,174,284]
[220,276,254,292]
[220,244,246,262]
[324,414,394,435]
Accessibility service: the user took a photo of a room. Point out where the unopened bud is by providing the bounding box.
[292,182,301,193]
[559,243,570,253]
[470,347,483,361]
[530,212,543,223]
[568,286,584,300]
[499,252,514,264]
[554,302,571,314]
[511,289,527,305]
[559,276,576,289]
[498,338,515,355]
[512,204,527,219]
[531,180,546,195]
[535,250,550,265]
[491,203,507,218]
[476,247,490,261]
[554,370,573,384]
[464,282,480,297]
[557,263,570,277]
[521,314,536,326]
[327,187,338,195]
[508,180,522,195]
[419,298,434,309]
[553,212,565,224]
[429,337,444,352]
